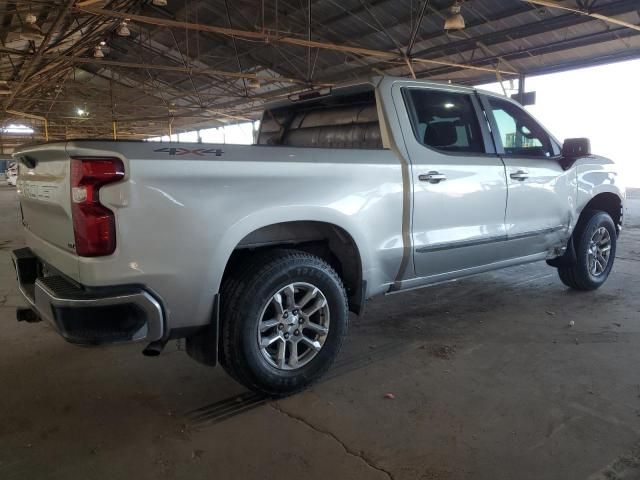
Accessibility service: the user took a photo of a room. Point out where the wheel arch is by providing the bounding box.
[189,214,367,366]
[226,221,364,314]
[212,211,369,315]
[577,192,624,234]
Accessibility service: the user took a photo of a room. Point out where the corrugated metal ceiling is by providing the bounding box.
[0,0,638,143]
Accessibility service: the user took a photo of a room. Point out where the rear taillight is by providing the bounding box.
[70,157,125,257]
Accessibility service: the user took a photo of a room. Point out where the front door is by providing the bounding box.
[481,95,574,258]
[394,85,508,278]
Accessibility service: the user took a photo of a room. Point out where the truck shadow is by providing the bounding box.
[183,258,628,428]
[184,339,413,427]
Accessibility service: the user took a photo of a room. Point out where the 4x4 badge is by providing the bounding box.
[153,147,224,156]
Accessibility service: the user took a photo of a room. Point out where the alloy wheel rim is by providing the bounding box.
[587,226,612,277]
[257,282,330,371]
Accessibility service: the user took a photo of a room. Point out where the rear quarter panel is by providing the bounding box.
[67,141,404,331]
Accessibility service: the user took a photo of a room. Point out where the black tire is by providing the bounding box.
[557,210,617,291]
[220,249,348,396]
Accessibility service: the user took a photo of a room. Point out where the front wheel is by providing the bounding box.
[557,210,617,291]
[220,249,348,396]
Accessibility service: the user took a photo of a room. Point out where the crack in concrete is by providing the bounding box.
[588,440,640,480]
[270,403,394,480]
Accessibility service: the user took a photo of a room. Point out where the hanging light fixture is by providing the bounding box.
[152,0,168,6]
[19,12,43,41]
[0,81,12,95]
[247,78,261,90]
[116,20,131,37]
[93,45,105,58]
[444,2,465,31]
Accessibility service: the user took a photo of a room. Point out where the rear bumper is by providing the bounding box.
[11,247,164,345]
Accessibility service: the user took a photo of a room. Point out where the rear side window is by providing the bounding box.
[257,89,382,149]
[403,89,485,154]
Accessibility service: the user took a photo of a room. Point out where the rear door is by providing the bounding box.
[480,95,574,258]
[393,84,508,278]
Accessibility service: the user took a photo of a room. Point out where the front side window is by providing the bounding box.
[488,97,555,157]
[404,89,486,154]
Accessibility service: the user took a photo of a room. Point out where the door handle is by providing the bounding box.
[419,171,447,184]
[510,170,529,181]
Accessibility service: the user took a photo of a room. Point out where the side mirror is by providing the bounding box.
[562,138,591,158]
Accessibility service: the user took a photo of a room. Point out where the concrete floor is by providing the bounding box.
[1,184,639,480]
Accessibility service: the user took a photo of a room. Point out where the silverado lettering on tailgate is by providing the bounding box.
[18,182,58,201]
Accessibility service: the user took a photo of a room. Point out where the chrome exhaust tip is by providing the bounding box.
[142,339,168,357]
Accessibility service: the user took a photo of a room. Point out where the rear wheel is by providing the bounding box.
[557,210,617,291]
[220,249,348,396]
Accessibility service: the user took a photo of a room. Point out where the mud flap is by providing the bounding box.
[186,294,219,366]
[547,236,577,268]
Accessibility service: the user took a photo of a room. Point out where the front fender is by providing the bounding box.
[574,156,625,226]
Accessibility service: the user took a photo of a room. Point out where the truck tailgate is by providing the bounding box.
[15,142,78,278]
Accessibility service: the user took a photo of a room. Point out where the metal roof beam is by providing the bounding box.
[522,0,640,32]
[326,0,639,82]
[411,0,640,61]
[412,24,640,80]
[75,6,516,75]
[3,0,75,108]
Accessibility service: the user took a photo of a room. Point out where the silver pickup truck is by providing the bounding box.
[11,76,625,395]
